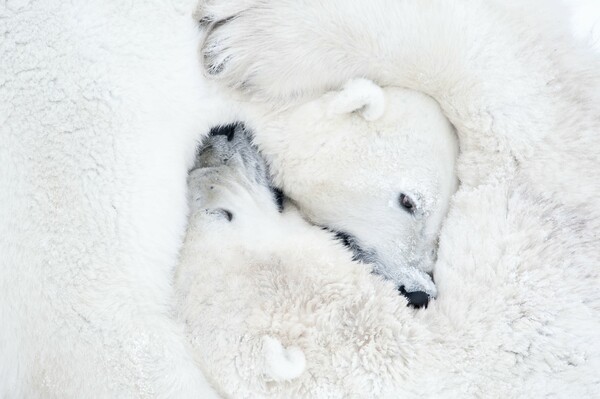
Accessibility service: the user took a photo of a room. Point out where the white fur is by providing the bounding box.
[197,0,600,395]
[3,0,600,396]
[0,1,240,396]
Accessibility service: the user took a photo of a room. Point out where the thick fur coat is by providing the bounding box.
[2,0,599,397]
[0,1,239,397]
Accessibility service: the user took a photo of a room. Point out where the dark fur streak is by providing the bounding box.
[270,186,285,212]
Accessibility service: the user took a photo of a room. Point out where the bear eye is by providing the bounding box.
[213,208,233,221]
[398,193,416,213]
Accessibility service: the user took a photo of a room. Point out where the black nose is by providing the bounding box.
[209,123,237,141]
[398,286,430,309]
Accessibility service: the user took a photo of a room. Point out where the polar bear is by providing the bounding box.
[244,78,459,303]
[177,124,428,398]
[196,0,600,389]
[178,123,600,398]
[0,1,241,397]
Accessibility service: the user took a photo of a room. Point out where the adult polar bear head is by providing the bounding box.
[246,79,459,299]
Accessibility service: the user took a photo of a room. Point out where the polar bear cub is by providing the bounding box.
[246,79,459,301]
[177,126,425,397]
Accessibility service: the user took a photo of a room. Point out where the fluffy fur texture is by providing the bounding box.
[245,79,459,299]
[0,1,240,397]
[195,0,600,396]
[3,0,600,396]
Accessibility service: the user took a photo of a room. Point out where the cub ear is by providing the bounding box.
[328,78,385,121]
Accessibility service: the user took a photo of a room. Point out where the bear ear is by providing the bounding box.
[328,78,385,121]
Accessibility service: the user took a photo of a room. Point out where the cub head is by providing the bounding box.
[250,79,459,301]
